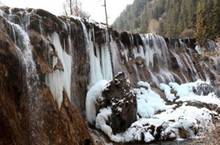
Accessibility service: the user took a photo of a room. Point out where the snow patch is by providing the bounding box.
[135,81,168,118]
[160,83,176,101]
[163,80,220,106]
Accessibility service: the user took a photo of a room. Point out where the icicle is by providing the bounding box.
[46,32,72,108]
[101,42,113,80]
[80,20,113,86]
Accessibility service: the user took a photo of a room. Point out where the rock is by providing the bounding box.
[135,56,145,66]
[0,19,93,145]
[215,87,220,97]
[133,33,143,46]
[193,83,214,96]
[120,32,132,48]
[102,72,137,133]
[178,127,191,138]
[0,29,28,145]
[93,25,106,45]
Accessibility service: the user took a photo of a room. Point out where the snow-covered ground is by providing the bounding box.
[86,80,220,143]
[160,80,220,106]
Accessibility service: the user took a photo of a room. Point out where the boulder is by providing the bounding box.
[102,72,137,133]
[193,83,214,96]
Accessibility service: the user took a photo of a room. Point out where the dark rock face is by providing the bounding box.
[0,12,93,145]
[0,29,27,145]
[102,72,137,133]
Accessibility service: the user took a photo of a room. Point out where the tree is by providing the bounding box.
[63,0,90,19]
[195,0,220,46]
[195,2,207,46]
[195,10,206,46]
[211,0,220,38]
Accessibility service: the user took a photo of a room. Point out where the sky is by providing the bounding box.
[1,0,134,24]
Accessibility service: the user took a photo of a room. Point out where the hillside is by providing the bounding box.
[113,0,220,45]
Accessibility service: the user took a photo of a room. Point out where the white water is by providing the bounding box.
[7,16,43,139]
[101,30,113,81]
[109,38,123,73]
[137,33,176,85]
[46,32,72,108]
[81,21,113,87]
[9,21,38,85]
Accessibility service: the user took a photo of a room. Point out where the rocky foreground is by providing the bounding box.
[86,72,220,144]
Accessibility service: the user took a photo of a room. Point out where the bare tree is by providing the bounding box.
[63,0,90,19]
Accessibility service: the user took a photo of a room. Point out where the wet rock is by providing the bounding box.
[170,52,180,70]
[0,19,93,145]
[133,33,143,46]
[102,72,137,133]
[178,128,191,138]
[215,87,220,97]
[0,30,27,145]
[135,56,145,67]
[120,32,132,48]
[34,9,65,34]
[1,6,220,145]
[94,25,106,45]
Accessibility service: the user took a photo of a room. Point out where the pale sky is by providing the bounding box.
[1,0,134,24]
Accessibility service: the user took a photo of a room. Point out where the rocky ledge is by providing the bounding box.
[0,16,93,145]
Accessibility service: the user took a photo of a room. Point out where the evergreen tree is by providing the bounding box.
[113,0,220,41]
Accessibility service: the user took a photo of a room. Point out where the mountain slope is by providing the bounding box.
[113,0,220,43]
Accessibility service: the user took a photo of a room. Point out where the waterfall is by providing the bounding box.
[5,13,42,142]
[101,31,113,81]
[6,12,39,95]
[1,6,218,112]
[138,33,175,85]
[80,21,113,87]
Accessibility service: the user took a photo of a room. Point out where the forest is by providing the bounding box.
[113,0,220,45]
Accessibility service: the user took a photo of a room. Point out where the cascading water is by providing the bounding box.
[2,10,42,143]
[79,23,212,87]
[80,21,113,87]
[1,6,215,106]
[100,30,113,81]
[136,33,175,85]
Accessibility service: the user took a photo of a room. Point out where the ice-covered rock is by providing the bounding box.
[102,72,137,133]
[92,80,220,143]
[135,81,168,118]
[193,83,214,96]
[162,80,220,106]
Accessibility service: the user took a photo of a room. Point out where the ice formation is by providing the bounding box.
[46,32,72,108]
[86,80,109,124]
[81,22,113,86]
[134,81,168,118]
[95,107,113,137]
